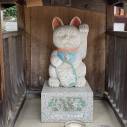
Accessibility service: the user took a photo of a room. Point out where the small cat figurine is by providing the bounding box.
[49,16,89,87]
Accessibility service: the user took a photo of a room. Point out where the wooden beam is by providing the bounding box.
[0,0,15,3]
[0,0,26,5]
[42,0,106,13]
[26,0,43,7]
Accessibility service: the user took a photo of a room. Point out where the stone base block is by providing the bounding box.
[41,81,93,122]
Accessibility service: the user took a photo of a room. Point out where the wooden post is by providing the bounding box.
[0,4,1,101]
[106,5,114,31]
[105,4,114,92]
[0,4,5,103]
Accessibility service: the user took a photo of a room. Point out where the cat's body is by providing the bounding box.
[49,17,89,87]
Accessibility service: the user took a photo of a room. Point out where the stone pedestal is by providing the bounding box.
[41,81,93,122]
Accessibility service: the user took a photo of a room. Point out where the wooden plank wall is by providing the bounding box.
[1,31,26,127]
[106,31,127,126]
[0,4,26,127]
[24,6,106,96]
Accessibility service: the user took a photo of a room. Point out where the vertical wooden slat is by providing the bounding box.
[24,7,31,89]
[17,4,27,90]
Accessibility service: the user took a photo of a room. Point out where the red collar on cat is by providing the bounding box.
[57,48,78,52]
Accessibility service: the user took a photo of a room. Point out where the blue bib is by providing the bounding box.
[57,51,77,63]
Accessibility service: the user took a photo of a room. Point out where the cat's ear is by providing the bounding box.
[52,17,64,30]
[70,16,81,27]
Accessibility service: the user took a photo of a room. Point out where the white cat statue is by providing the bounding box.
[48,16,89,87]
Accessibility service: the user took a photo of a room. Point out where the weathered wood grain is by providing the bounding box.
[0,5,27,127]
[26,0,43,7]
[0,6,26,126]
[1,32,26,127]
[106,5,114,31]
[24,7,31,89]
[106,31,127,124]
[43,0,106,13]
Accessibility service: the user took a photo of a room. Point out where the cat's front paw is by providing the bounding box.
[76,77,86,87]
[48,78,60,87]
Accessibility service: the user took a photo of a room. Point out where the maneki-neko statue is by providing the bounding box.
[48,16,89,88]
[41,17,93,123]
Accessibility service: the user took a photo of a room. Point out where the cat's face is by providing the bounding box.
[52,16,82,49]
[53,25,81,49]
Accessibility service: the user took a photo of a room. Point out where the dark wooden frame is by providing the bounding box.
[106,4,127,127]
[0,1,127,127]
[0,4,27,127]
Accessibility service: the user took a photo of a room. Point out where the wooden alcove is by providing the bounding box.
[0,0,127,127]
[24,6,106,95]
